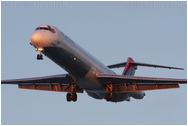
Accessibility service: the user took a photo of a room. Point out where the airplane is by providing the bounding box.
[1,25,187,102]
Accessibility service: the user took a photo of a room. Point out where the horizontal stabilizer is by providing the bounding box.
[108,61,184,70]
[108,62,127,68]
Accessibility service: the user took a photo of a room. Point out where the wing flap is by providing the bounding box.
[113,83,179,93]
[18,84,83,93]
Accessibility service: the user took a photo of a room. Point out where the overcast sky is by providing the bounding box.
[1,1,187,125]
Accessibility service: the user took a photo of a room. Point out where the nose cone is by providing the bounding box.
[31,32,43,47]
[30,31,54,47]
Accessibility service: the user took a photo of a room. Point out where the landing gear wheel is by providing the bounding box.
[111,92,115,102]
[37,54,43,60]
[37,54,40,60]
[72,93,77,102]
[106,93,111,101]
[106,93,115,102]
[66,93,72,102]
[39,54,43,60]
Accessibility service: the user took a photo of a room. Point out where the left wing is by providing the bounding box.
[96,73,187,93]
[1,74,83,93]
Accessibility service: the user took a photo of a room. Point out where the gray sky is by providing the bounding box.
[1,1,187,125]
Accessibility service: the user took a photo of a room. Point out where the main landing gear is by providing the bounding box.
[106,92,115,101]
[66,93,77,102]
[36,47,43,60]
[66,84,77,102]
[106,84,115,102]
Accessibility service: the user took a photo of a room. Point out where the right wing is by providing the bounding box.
[1,74,83,93]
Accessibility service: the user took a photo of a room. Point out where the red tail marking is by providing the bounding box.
[123,57,135,75]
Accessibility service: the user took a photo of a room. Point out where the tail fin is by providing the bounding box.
[122,57,137,76]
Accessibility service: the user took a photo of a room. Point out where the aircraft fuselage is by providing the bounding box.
[30,25,144,102]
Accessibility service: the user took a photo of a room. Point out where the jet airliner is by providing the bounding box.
[2,25,187,102]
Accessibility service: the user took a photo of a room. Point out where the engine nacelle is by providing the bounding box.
[129,92,145,99]
[111,93,130,102]
[86,91,103,99]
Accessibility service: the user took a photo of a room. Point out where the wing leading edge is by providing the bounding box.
[1,74,73,84]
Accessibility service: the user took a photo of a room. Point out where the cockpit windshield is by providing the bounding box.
[35,26,55,33]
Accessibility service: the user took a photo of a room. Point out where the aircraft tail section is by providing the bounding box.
[122,57,137,76]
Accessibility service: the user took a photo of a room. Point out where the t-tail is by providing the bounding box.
[108,57,184,76]
[122,57,137,76]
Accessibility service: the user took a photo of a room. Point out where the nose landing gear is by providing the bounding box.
[37,54,43,60]
[36,47,43,60]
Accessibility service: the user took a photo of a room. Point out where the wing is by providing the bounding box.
[1,74,73,84]
[97,73,187,93]
[1,74,83,93]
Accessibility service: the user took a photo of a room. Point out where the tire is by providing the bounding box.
[66,93,72,102]
[111,92,115,102]
[72,93,77,102]
[40,54,43,60]
[37,54,40,60]
[106,93,111,101]
[39,54,43,60]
